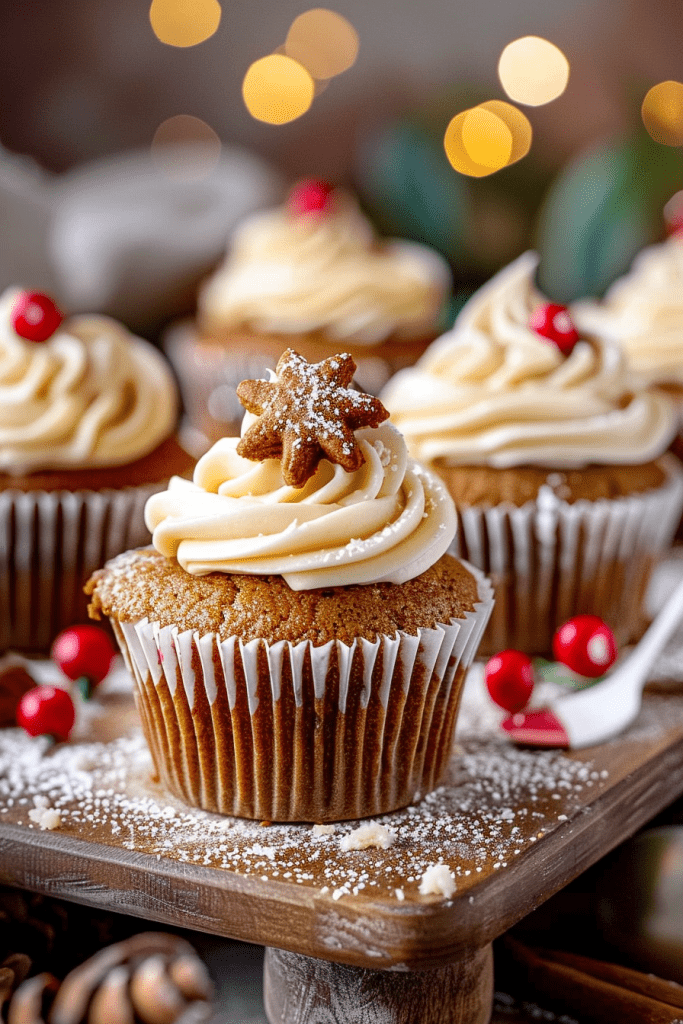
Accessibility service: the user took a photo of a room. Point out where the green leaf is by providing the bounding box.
[356,121,468,260]
[536,132,683,302]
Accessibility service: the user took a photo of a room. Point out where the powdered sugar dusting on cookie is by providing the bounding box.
[236,349,388,487]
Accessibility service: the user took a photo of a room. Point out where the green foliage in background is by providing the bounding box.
[536,130,683,302]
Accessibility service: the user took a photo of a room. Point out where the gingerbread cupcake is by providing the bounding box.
[572,233,683,466]
[0,287,193,653]
[87,350,493,822]
[164,179,451,449]
[382,252,683,656]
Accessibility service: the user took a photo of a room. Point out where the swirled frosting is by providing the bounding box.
[198,190,450,344]
[144,421,456,589]
[572,235,683,387]
[381,253,676,469]
[0,287,178,474]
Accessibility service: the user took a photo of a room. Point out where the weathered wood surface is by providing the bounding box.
[0,688,683,970]
[263,946,493,1024]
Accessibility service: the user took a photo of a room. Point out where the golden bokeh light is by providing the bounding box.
[498,36,569,106]
[444,111,501,177]
[242,54,315,125]
[285,8,359,80]
[479,100,532,163]
[149,0,221,48]
[444,101,532,177]
[462,107,512,169]
[642,81,683,146]
[151,115,222,181]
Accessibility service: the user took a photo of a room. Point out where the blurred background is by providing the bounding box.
[1,0,683,332]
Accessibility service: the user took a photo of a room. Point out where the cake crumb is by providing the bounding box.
[340,822,396,852]
[312,824,335,837]
[28,796,61,831]
[419,864,455,898]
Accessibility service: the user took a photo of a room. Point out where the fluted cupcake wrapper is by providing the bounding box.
[0,484,161,654]
[113,564,494,822]
[450,454,683,657]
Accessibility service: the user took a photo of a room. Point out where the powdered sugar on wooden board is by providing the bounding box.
[2,588,683,907]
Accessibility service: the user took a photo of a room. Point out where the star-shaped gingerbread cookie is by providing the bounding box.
[236,350,389,488]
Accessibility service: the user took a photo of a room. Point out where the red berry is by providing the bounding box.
[51,626,116,688]
[552,615,617,678]
[288,179,334,216]
[16,686,75,742]
[11,291,63,343]
[484,650,535,713]
[530,302,580,356]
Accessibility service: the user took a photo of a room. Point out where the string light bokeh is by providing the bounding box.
[497,36,570,106]
[242,8,358,126]
[444,36,564,178]
[149,0,222,48]
[285,8,359,80]
[445,102,532,177]
[151,115,222,181]
[242,54,315,125]
[641,81,683,146]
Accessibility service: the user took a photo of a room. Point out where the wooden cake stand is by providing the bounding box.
[1,679,683,1023]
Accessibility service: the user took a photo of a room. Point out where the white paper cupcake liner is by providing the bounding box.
[112,563,494,822]
[0,483,162,654]
[449,454,683,656]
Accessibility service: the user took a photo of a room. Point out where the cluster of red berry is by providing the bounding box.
[485,615,618,715]
[16,627,117,742]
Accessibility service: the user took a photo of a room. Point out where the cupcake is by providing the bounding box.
[381,252,683,657]
[86,349,493,822]
[0,287,193,653]
[164,179,451,450]
[572,233,683,455]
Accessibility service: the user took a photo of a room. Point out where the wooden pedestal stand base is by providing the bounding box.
[263,945,494,1024]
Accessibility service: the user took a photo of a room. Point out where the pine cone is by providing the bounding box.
[5,933,214,1024]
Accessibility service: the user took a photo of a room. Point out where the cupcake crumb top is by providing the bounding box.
[86,547,478,645]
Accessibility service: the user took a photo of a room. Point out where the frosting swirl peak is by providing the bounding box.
[0,287,178,474]
[144,420,456,589]
[198,189,450,344]
[572,234,683,388]
[381,253,676,469]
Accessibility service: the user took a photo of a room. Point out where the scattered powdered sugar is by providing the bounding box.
[339,822,396,852]
[4,603,683,907]
[0,717,612,903]
[419,864,456,898]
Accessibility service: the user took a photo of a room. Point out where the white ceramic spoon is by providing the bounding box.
[501,575,683,749]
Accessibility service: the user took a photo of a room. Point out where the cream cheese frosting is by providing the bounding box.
[0,287,178,474]
[572,234,683,388]
[144,420,456,589]
[198,190,450,344]
[381,252,676,469]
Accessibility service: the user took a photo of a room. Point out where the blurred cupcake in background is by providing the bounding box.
[0,286,193,653]
[382,252,683,657]
[164,179,451,451]
[572,230,683,449]
[87,349,493,822]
